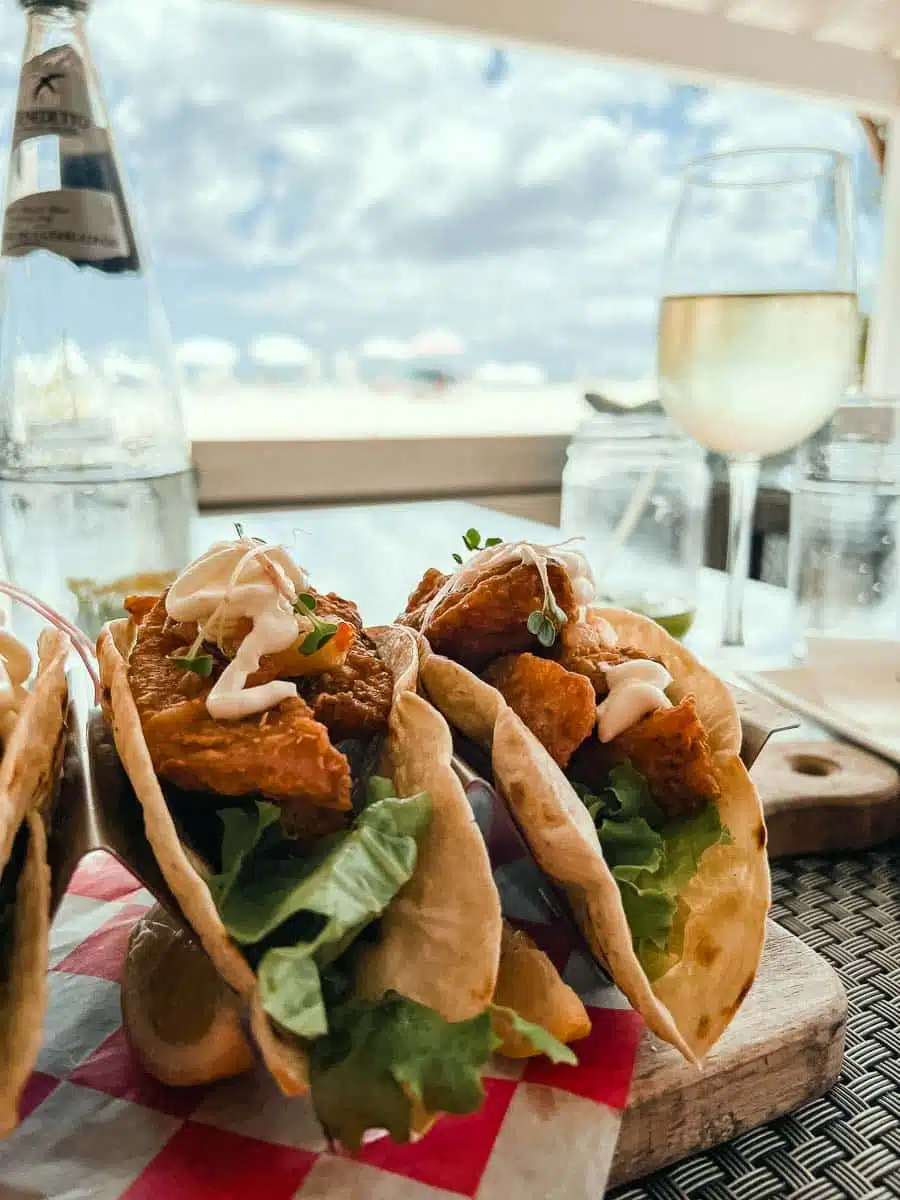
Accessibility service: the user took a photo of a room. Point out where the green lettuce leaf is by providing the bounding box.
[207,780,432,1038]
[213,792,434,950]
[205,775,581,1148]
[489,1005,577,1065]
[308,991,495,1151]
[257,948,329,1039]
[215,794,430,947]
[208,802,283,912]
[582,762,664,874]
[578,762,730,977]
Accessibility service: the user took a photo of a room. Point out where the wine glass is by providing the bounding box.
[658,147,859,650]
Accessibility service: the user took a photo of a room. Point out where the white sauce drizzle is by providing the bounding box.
[420,538,596,634]
[0,618,33,745]
[596,659,673,742]
[166,539,314,721]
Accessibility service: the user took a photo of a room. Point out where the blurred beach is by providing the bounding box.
[181,378,651,441]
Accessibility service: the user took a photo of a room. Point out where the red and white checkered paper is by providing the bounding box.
[0,782,643,1200]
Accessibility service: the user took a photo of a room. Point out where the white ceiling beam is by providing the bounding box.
[259,0,900,114]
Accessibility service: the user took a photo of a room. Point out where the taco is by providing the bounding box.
[0,609,70,1136]
[97,533,587,1149]
[398,534,770,1062]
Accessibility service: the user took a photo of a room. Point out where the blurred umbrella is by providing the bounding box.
[409,328,465,358]
[474,361,547,386]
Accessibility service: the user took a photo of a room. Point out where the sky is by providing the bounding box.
[0,0,884,383]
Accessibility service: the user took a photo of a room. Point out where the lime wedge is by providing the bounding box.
[598,593,696,640]
[652,609,696,639]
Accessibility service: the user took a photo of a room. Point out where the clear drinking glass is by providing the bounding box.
[0,470,196,644]
[788,399,900,658]
[560,408,710,639]
[658,148,859,649]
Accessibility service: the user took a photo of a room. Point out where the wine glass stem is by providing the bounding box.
[723,455,761,648]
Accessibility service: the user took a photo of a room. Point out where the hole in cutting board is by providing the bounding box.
[789,754,839,777]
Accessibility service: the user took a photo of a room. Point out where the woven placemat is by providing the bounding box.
[610,842,900,1200]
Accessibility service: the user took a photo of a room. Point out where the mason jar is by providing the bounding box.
[788,398,900,658]
[560,408,710,638]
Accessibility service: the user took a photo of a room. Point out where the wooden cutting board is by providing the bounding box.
[610,919,846,1187]
[608,732,896,1185]
[753,738,900,858]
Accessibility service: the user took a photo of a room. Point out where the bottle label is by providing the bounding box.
[57,127,141,271]
[1,188,129,261]
[13,46,93,144]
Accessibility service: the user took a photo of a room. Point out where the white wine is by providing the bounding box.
[658,292,859,457]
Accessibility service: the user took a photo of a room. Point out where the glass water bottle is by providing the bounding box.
[0,0,190,480]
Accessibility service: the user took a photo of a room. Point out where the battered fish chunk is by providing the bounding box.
[129,588,393,747]
[399,561,578,672]
[404,568,446,614]
[558,619,662,700]
[297,629,394,743]
[285,588,393,742]
[124,594,158,625]
[483,653,596,769]
[126,596,351,837]
[312,590,365,631]
[569,696,720,819]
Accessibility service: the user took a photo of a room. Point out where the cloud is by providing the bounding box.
[0,0,878,380]
[176,337,239,374]
[249,334,317,367]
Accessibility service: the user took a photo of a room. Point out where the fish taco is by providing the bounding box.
[0,601,70,1136]
[398,533,770,1062]
[97,533,588,1148]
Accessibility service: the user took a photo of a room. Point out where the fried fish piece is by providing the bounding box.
[483,653,596,769]
[124,594,159,625]
[126,596,351,837]
[568,695,720,819]
[297,629,394,744]
[280,587,394,743]
[492,924,591,1058]
[399,561,578,672]
[557,618,662,700]
[311,590,365,631]
[131,585,393,747]
[404,568,447,614]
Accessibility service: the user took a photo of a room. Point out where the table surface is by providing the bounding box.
[194,499,900,1199]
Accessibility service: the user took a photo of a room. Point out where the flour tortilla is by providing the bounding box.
[98,616,503,1100]
[356,626,501,1018]
[416,607,770,1062]
[0,628,70,1135]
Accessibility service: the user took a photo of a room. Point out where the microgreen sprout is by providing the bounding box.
[233,522,264,544]
[293,592,339,655]
[452,528,503,565]
[526,593,568,649]
[171,652,214,678]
